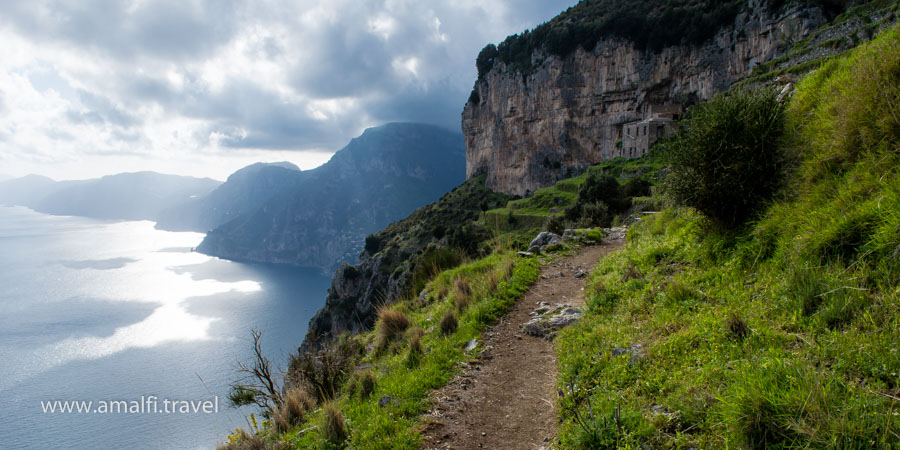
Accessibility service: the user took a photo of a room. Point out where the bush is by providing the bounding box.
[287,337,362,402]
[623,178,652,198]
[545,215,566,235]
[476,44,499,79]
[580,201,611,228]
[364,234,381,254]
[565,174,628,227]
[664,88,788,228]
[375,309,411,349]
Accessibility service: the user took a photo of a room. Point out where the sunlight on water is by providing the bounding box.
[0,206,332,449]
[0,210,262,389]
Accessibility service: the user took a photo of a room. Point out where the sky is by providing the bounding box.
[0,0,577,181]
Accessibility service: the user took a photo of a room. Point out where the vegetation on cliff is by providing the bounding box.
[556,25,900,447]
[476,0,864,78]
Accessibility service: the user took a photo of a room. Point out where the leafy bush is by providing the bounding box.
[565,173,628,227]
[623,177,652,198]
[544,215,565,234]
[664,88,788,228]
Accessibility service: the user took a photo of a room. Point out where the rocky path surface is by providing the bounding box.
[421,229,626,449]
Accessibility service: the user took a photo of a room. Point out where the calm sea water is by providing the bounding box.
[0,206,332,449]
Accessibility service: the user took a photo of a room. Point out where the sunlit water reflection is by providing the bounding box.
[0,206,331,449]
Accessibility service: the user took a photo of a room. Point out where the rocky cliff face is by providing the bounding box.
[463,1,827,196]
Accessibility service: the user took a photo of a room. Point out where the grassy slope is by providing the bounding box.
[556,26,900,448]
[484,155,664,233]
[278,252,540,449]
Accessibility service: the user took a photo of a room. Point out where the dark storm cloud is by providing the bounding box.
[0,0,576,155]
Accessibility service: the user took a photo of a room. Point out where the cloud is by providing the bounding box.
[0,0,576,180]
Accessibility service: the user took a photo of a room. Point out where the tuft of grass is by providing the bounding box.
[452,276,472,311]
[440,309,458,335]
[725,313,750,340]
[405,327,424,368]
[217,428,266,450]
[350,370,376,399]
[322,402,348,445]
[272,388,314,433]
[375,308,411,350]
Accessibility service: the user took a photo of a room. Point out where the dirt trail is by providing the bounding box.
[421,230,625,449]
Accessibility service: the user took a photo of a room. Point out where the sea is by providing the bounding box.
[0,206,332,449]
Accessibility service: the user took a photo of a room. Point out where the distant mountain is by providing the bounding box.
[155,162,303,232]
[0,174,11,182]
[197,122,466,270]
[0,174,74,208]
[0,172,221,221]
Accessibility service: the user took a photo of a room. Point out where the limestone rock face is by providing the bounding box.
[462,1,826,196]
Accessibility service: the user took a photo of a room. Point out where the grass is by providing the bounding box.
[555,25,900,448]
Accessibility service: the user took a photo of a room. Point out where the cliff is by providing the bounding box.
[197,123,466,271]
[463,0,831,195]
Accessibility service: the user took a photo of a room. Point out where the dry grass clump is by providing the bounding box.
[322,402,348,445]
[452,276,473,310]
[271,388,314,433]
[440,309,458,335]
[375,308,411,349]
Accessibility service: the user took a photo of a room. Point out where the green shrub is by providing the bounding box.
[664,88,788,228]
[580,201,612,228]
[623,177,652,198]
[544,215,566,234]
[565,173,628,227]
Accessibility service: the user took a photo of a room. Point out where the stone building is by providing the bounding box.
[620,104,682,158]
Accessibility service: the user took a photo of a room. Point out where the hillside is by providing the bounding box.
[218,20,900,450]
[155,162,303,232]
[0,172,220,221]
[197,123,466,271]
